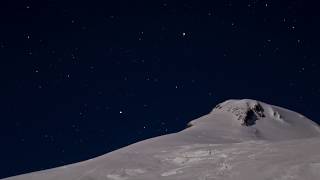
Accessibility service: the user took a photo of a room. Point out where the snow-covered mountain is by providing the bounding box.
[3,99,320,180]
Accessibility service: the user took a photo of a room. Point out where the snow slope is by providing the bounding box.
[3,99,320,180]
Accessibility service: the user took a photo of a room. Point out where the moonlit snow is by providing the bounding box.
[3,99,320,180]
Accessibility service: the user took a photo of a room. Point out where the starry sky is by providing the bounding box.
[1,0,320,178]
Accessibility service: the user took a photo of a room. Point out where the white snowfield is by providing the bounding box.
[3,99,320,180]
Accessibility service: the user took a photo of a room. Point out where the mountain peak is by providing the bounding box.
[183,99,320,141]
[212,99,281,126]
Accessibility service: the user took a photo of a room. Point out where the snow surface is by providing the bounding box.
[3,99,320,180]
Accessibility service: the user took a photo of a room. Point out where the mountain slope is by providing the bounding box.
[3,99,320,180]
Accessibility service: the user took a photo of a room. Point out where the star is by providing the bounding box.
[283,18,287,23]
[299,67,305,73]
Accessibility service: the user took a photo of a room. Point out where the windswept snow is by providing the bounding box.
[2,99,320,180]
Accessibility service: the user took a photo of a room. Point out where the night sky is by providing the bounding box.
[1,0,320,178]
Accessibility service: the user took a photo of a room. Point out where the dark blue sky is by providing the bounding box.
[1,0,320,178]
